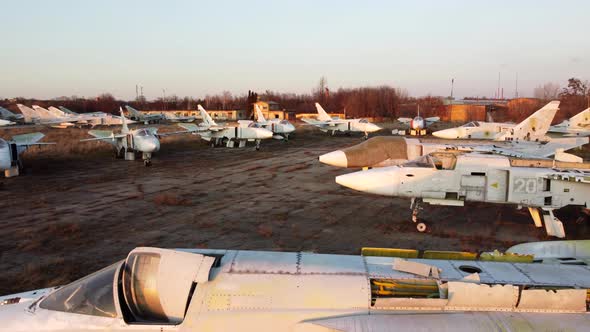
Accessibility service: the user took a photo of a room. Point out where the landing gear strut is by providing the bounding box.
[362,132,369,140]
[411,198,427,232]
[255,140,261,151]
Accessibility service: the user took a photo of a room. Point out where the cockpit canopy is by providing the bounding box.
[359,119,369,123]
[248,122,260,128]
[39,248,217,325]
[279,120,290,125]
[136,129,150,137]
[461,121,481,128]
[401,153,457,170]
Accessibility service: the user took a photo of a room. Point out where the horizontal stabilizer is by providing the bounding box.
[398,117,412,123]
[425,116,440,123]
[11,132,46,145]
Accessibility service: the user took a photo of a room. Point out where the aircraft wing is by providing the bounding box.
[177,123,212,133]
[398,117,412,124]
[10,133,54,146]
[468,137,589,159]
[81,130,125,144]
[563,131,590,137]
[425,116,440,124]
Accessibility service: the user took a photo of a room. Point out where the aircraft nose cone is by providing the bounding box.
[145,138,160,152]
[319,150,347,168]
[368,123,382,132]
[285,124,296,133]
[432,128,457,139]
[259,129,273,139]
[336,168,396,196]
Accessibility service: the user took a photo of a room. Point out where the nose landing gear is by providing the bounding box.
[411,198,427,232]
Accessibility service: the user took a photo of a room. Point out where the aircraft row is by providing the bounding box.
[319,106,590,238]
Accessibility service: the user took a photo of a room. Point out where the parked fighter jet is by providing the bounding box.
[161,112,195,123]
[0,119,15,127]
[0,133,54,177]
[433,101,560,141]
[0,106,23,121]
[238,104,295,140]
[125,105,163,124]
[3,241,590,331]
[16,104,76,128]
[81,108,161,166]
[549,107,590,136]
[178,105,273,150]
[301,102,381,138]
[395,106,439,136]
[51,106,136,127]
[336,151,590,237]
[319,135,589,168]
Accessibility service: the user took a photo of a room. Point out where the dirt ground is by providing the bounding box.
[0,123,589,295]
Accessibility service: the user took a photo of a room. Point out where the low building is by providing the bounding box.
[254,101,295,120]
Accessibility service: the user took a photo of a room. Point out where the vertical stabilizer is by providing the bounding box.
[569,108,590,128]
[17,104,38,123]
[496,101,559,141]
[120,107,129,133]
[197,104,217,127]
[255,104,266,123]
[315,103,332,122]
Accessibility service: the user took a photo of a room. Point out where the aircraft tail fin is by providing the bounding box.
[568,107,590,128]
[197,104,217,127]
[32,105,54,119]
[0,106,17,118]
[125,105,142,118]
[59,106,79,115]
[120,107,129,133]
[315,103,333,122]
[16,104,38,122]
[496,101,559,141]
[255,104,266,123]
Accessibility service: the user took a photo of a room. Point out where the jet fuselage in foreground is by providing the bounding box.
[2,243,590,331]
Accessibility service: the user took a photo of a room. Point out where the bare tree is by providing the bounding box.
[533,82,560,100]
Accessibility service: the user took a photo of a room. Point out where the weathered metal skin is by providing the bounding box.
[2,244,590,332]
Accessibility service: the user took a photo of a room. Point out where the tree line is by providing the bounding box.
[2,77,588,121]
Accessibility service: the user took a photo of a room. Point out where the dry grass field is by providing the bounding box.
[0,122,589,295]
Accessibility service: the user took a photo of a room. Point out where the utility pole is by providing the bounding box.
[450,78,454,99]
[162,89,167,111]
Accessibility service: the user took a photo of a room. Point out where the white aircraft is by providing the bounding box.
[336,151,590,237]
[396,106,439,136]
[0,106,23,121]
[0,119,16,127]
[433,101,560,141]
[161,112,195,123]
[178,105,273,150]
[238,104,295,140]
[549,107,590,137]
[16,104,76,128]
[125,105,164,124]
[0,132,54,177]
[301,102,381,138]
[2,241,590,331]
[81,108,161,166]
[319,135,589,168]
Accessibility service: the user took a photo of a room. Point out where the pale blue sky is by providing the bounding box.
[0,0,588,100]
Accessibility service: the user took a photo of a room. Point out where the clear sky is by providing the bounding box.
[1,0,588,100]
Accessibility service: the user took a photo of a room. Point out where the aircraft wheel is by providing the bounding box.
[255,145,261,151]
[210,142,216,148]
[416,223,427,232]
[144,159,152,167]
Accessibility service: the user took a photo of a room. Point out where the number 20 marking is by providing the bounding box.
[514,178,537,193]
